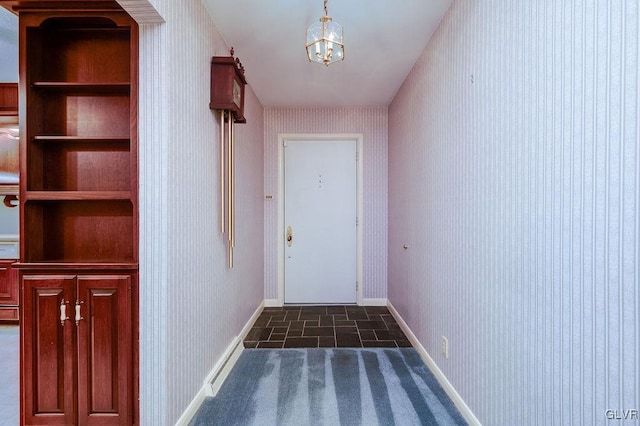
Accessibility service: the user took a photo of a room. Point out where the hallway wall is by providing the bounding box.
[264,107,388,301]
[130,0,265,424]
[388,0,639,424]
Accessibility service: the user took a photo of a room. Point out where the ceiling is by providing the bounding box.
[202,0,452,107]
[0,1,453,106]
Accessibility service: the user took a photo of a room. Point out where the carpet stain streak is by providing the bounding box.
[331,350,362,425]
[362,351,396,426]
[307,349,326,426]
[400,349,468,425]
[386,350,439,425]
[277,350,304,424]
[362,350,396,425]
[190,348,467,426]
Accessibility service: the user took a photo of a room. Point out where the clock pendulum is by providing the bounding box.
[210,48,247,268]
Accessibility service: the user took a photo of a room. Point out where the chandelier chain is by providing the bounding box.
[324,0,328,16]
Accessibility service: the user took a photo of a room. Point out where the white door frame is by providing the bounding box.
[277,133,364,306]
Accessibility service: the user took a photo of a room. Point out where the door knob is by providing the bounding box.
[286,226,293,247]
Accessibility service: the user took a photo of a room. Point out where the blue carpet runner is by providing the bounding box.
[190,348,467,425]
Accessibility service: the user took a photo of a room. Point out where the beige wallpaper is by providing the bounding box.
[389,0,639,423]
[133,1,265,424]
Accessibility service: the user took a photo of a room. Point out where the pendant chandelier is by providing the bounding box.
[305,0,344,66]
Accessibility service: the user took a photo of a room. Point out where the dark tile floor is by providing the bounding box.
[243,306,412,349]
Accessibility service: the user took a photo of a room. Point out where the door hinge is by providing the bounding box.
[356,151,359,161]
[356,217,359,226]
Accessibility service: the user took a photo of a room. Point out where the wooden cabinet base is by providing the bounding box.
[0,307,19,322]
[0,261,18,323]
[20,270,136,425]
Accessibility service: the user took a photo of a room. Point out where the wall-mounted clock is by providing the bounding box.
[210,49,247,123]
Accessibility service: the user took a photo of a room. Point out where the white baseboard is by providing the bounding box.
[175,300,265,426]
[174,384,207,426]
[264,298,281,307]
[362,298,388,306]
[206,300,264,396]
[387,301,481,426]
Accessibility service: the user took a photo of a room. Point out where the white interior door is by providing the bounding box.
[284,139,357,304]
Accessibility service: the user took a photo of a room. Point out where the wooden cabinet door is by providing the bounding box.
[76,275,132,425]
[21,275,76,425]
[0,262,17,305]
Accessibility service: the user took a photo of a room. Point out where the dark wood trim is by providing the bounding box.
[0,307,19,321]
[0,83,18,115]
[13,262,139,270]
[2,1,122,13]
[0,262,18,323]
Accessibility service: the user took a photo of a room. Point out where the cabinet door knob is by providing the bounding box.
[60,300,69,326]
[75,300,84,326]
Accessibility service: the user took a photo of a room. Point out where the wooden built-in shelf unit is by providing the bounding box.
[13,4,139,424]
[21,12,137,266]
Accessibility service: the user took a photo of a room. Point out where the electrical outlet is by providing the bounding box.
[442,336,449,359]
